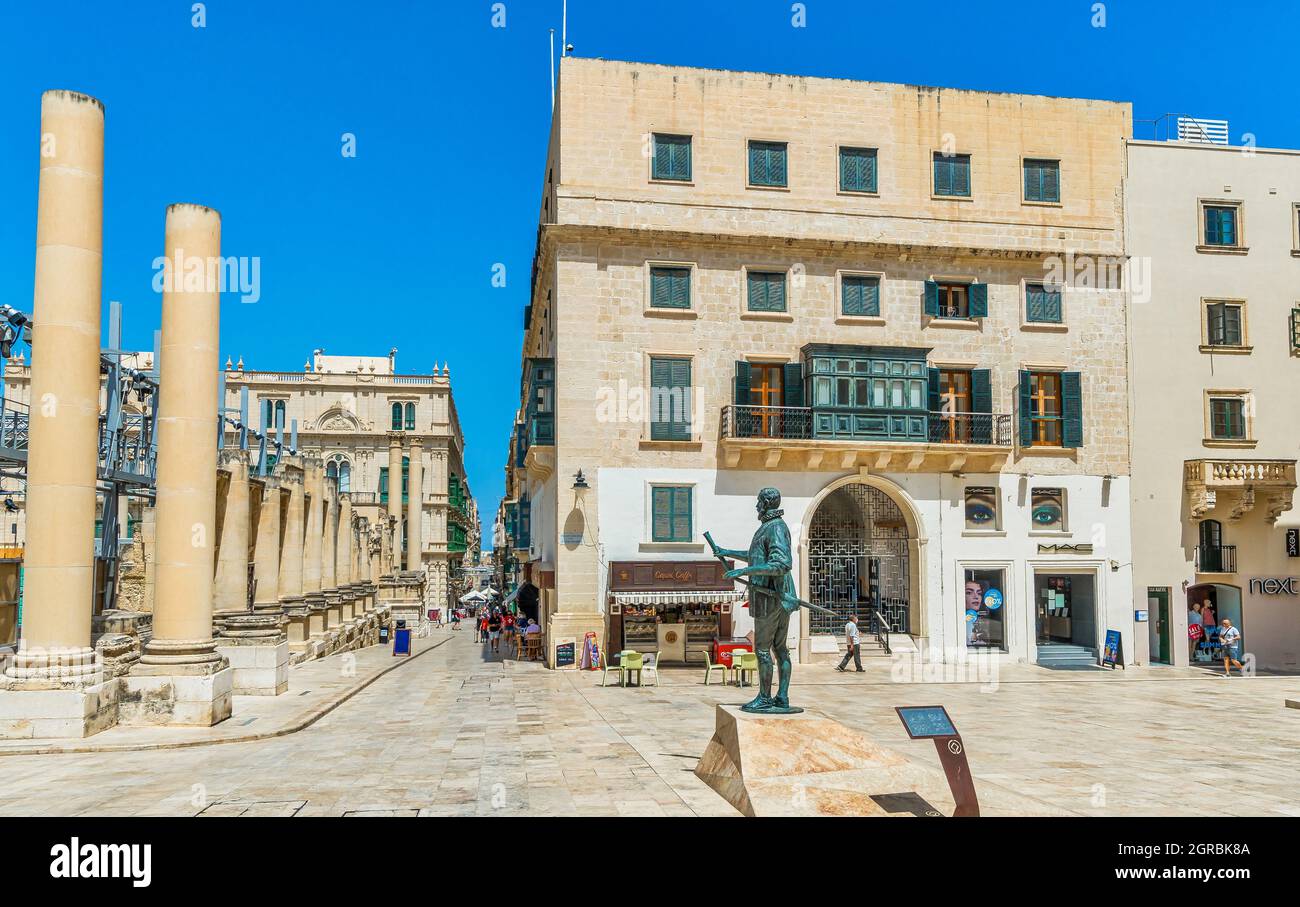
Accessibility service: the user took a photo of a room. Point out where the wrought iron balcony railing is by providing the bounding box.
[1195,544,1237,574]
[720,405,1011,446]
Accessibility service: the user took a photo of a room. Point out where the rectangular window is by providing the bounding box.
[839,147,878,193]
[1025,282,1063,324]
[1204,204,1239,246]
[936,368,973,442]
[1028,371,1062,447]
[747,271,788,313]
[1023,159,1060,203]
[841,275,881,316]
[1205,302,1243,346]
[1292,308,1300,353]
[649,357,692,441]
[964,567,1007,651]
[651,486,692,542]
[1031,487,1066,531]
[652,134,692,181]
[1209,397,1246,440]
[935,282,968,318]
[933,153,971,198]
[649,266,691,309]
[379,467,389,505]
[748,140,788,188]
[964,487,998,531]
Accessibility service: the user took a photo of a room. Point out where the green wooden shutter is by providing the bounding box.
[651,358,691,441]
[934,156,950,195]
[749,143,767,185]
[379,467,389,504]
[782,362,803,407]
[733,360,752,406]
[842,277,862,315]
[654,139,671,180]
[391,403,402,431]
[1023,161,1037,201]
[733,360,753,437]
[673,139,691,180]
[1061,371,1083,448]
[926,368,941,412]
[651,487,670,540]
[1042,162,1059,202]
[971,369,992,444]
[1017,371,1033,446]
[968,283,988,318]
[772,145,787,186]
[650,267,690,309]
[650,268,670,308]
[672,487,692,541]
[953,156,970,196]
[924,280,940,316]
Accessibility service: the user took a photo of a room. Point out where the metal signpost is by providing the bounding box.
[894,705,980,817]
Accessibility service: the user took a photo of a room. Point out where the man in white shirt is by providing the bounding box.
[1218,618,1245,677]
[835,614,863,673]
[524,619,541,635]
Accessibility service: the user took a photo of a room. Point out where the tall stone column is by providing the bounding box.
[218,471,289,695]
[322,480,342,637]
[121,204,231,727]
[4,91,104,693]
[336,493,355,624]
[406,438,423,573]
[278,459,310,655]
[302,459,327,648]
[386,433,403,574]
[212,449,251,627]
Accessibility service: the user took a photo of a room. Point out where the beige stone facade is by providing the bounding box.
[1127,139,1300,673]
[220,350,478,612]
[504,58,1136,668]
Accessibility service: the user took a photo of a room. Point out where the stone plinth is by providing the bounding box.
[695,705,1068,817]
[0,681,119,739]
[118,665,232,727]
[216,614,289,695]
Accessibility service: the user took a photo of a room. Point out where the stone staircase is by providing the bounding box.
[1035,643,1101,670]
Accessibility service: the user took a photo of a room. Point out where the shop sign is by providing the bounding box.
[1248,577,1300,595]
[1036,544,1093,554]
[1287,529,1300,558]
[608,560,733,592]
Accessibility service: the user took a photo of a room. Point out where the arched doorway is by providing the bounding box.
[806,481,916,636]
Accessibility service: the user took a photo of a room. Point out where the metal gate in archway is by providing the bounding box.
[807,483,911,635]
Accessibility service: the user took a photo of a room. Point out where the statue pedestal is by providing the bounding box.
[695,704,1068,817]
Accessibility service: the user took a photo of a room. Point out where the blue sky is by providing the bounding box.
[1,0,1298,546]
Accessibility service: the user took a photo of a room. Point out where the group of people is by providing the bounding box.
[1188,598,1245,676]
[461,601,541,656]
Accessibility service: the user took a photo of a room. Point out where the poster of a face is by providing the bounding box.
[964,486,997,530]
[1031,488,1064,530]
[963,567,1006,651]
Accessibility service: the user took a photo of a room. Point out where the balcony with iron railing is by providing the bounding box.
[719,404,1013,472]
[1195,545,1237,574]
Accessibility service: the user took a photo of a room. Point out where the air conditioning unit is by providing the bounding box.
[1176,117,1229,146]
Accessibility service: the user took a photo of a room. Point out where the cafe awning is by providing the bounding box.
[611,590,748,606]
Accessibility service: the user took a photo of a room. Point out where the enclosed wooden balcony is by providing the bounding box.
[1184,458,1297,523]
[718,404,1012,472]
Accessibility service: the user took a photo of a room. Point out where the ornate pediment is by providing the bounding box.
[316,406,361,433]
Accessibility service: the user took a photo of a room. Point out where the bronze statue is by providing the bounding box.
[706,487,805,714]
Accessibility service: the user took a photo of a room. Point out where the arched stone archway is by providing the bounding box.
[797,474,927,656]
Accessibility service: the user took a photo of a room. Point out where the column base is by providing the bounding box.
[217,614,289,695]
[119,663,233,727]
[0,681,119,739]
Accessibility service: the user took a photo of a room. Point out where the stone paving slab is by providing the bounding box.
[0,630,454,756]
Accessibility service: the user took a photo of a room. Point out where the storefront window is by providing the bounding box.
[963,568,1006,651]
[964,486,998,530]
[1031,487,1065,530]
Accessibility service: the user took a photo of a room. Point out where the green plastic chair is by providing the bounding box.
[702,650,727,686]
[734,651,759,687]
[620,652,644,687]
[600,652,625,687]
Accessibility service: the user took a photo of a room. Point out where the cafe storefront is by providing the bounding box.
[606,561,748,664]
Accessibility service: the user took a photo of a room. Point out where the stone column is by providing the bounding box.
[121,204,231,727]
[322,480,342,638]
[218,472,289,696]
[406,438,423,573]
[336,493,355,625]
[386,432,403,574]
[302,459,328,650]
[3,91,104,694]
[212,449,251,628]
[278,458,309,656]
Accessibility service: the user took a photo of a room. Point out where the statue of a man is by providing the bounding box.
[708,487,801,714]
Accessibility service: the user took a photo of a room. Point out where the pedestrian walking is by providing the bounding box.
[1219,618,1245,676]
[488,610,502,653]
[835,614,864,673]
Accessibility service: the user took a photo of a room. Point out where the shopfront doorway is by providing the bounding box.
[1147,587,1171,664]
[1033,571,1098,666]
[807,482,913,636]
[1186,583,1242,668]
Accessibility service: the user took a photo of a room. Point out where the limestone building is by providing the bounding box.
[502,57,1136,667]
[220,350,478,613]
[1127,138,1300,672]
